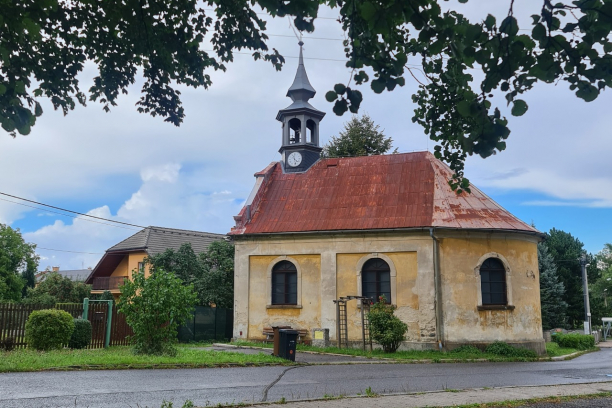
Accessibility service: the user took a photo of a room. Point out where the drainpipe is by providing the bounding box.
[430,228,444,350]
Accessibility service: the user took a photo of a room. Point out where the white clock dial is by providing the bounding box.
[287,152,303,167]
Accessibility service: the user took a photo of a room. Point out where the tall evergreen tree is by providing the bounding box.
[322,114,397,158]
[538,242,568,330]
[545,228,586,328]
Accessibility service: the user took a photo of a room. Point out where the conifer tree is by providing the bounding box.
[322,114,397,158]
[538,242,568,330]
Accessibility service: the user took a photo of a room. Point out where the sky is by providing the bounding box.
[1,1,610,270]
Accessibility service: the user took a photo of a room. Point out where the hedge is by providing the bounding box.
[25,309,75,351]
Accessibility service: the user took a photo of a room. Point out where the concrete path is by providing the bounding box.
[245,381,612,408]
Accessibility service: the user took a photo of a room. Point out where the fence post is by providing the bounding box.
[105,300,113,348]
[83,298,89,320]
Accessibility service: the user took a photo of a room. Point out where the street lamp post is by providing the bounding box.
[580,254,591,334]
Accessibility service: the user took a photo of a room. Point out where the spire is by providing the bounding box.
[286,41,316,101]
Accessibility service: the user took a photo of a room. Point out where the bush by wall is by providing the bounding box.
[367,297,408,353]
[25,309,75,351]
[485,341,537,358]
[68,318,92,349]
[552,333,595,350]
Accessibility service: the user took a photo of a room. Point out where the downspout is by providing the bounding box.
[430,228,444,350]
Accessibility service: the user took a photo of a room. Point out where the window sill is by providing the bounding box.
[266,305,302,309]
[477,305,515,311]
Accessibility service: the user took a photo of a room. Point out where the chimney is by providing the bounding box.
[52,266,60,272]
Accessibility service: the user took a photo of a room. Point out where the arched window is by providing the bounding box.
[271,260,297,305]
[362,258,391,303]
[480,258,507,305]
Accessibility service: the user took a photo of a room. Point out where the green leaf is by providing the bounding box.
[0,84,6,95]
[484,14,496,30]
[511,99,528,116]
[371,79,386,94]
[334,84,346,94]
[360,2,377,20]
[532,24,546,42]
[458,0,468,3]
[325,91,338,102]
[500,16,518,36]
[15,81,26,94]
[456,100,472,117]
[35,102,43,117]
[576,84,599,102]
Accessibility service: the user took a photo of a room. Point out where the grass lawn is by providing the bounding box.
[233,341,590,362]
[0,345,287,373]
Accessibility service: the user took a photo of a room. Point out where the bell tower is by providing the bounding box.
[276,41,325,173]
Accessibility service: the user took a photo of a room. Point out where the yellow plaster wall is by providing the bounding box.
[336,252,418,341]
[440,237,542,343]
[248,254,321,340]
[108,252,148,280]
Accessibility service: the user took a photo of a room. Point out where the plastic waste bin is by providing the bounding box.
[278,329,298,361]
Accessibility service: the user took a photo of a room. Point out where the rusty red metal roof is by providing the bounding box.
[229,152,538,235]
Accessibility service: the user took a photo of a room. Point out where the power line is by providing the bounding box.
[0,192,146,229]
[36,247,104,255]
[202,8,338,20]
[0,197,140,231]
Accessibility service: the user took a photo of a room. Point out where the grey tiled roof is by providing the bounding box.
[107,226,226,256]
[38,269,92,281]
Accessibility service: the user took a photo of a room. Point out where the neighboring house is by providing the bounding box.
[36,267,92,284]
[85,226,226,299]
[229,43,546,354]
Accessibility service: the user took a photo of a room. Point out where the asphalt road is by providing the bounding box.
[1,349,611,408]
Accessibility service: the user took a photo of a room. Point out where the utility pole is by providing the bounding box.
[580,254,591,334]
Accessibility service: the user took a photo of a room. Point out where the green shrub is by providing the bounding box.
[367,297,408,353]
[450,345,481,354]
[69,318,92,349]
[484,341,537,358]
[25,309,75,351]
[551,333,595,350]
[119,269,197,355]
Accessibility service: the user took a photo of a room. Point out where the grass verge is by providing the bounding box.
[233,341,589,362]
[448,391,612,407]
[0,345,287,373]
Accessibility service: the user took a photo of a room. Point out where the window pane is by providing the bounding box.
[490,282,505,293]
[490,293,505,304]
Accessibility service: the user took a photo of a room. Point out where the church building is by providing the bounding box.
[229,43,545,354]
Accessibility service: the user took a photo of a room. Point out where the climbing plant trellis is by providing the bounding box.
[333,296,373,351]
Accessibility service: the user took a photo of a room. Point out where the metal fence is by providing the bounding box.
[178,306,233,342]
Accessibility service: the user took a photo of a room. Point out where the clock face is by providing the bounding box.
[287,152,303,167]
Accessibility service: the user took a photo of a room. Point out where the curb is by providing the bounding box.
[212,343,592,364]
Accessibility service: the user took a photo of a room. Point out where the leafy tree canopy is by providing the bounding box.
[322,114,397,158]
[24,271,90,306]
[0,224,38,302]
[4,1,612,190]
[146,240,234,308]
